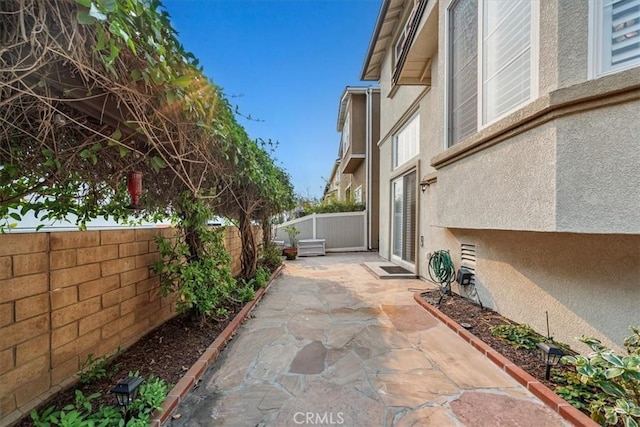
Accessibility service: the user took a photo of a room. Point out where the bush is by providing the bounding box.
[299,200,365,216]
[258,242,283,272]
[562,327,640,426]
[254,266,271,287]
[153,230,236,319]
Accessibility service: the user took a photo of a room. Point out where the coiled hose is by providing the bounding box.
[427,250,456,296]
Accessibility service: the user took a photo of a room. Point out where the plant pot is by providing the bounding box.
[283,247,298,260]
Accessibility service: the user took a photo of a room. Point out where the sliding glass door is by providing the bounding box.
[391,171,416,265]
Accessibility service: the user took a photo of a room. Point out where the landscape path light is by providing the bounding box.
[536,342,564,380]
[112,376,144,420]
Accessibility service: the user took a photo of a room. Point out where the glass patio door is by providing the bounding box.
[391,171,416,265]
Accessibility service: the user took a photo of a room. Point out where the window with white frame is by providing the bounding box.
[393,114,420,169]
[394,0,420,67]
[448,0,536,146]
[342,112,351,155]
[354,186,363,204]
[592,0,640,77]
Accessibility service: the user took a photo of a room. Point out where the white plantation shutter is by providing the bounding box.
[448,0,535,146]
[482,0,531,124]
[402,172,416,263]
[393,115,420,169]
[449,0,478,145]
[392,179,403,258]
[600,0,640,74]
[391,172,417,263]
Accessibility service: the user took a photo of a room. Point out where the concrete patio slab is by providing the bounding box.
[167,253,571,426]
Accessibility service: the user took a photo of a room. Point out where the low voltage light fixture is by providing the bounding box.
[536,342,564,380]
[112,376,144,419]
[456,268,473,286]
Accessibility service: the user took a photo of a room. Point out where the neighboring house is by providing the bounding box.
[325,86,381,249]
[361,0,639,351]
[322,159,341,203]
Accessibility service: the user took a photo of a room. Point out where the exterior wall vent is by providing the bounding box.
[460,243,476,284]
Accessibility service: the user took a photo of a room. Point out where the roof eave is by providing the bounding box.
[360,0,391,81]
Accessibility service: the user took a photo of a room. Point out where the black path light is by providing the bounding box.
[536,341,564,380]
[112,376,144,420]
[537,311,565,380]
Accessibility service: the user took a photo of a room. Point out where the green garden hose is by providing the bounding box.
[427,250,456,295]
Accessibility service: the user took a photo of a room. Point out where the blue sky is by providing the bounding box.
[162,0,381,199]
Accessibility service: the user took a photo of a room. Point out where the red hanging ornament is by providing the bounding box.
[126,171,143,209]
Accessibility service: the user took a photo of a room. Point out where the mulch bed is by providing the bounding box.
[15,307,240,426]
[420,289,577,390]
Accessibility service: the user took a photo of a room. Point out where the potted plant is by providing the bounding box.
[282,225,300,260]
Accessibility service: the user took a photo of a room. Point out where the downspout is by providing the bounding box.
[366,87,372,250]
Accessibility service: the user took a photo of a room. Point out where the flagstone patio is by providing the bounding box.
[167,253,569,426]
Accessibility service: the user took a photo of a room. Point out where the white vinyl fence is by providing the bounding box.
[275,211,366,252]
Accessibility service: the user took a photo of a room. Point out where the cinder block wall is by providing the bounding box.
[0,225,252,425]
[224,226,263,277]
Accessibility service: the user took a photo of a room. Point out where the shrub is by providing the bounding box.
[152,226,236,319]
[562,327,640,426]
[554,370,603,411]
[254,266,271,288]
[258,242,283,272]
[301,200,365,216]
[489,323,544,351]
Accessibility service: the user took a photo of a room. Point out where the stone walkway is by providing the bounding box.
[168,253,568,426]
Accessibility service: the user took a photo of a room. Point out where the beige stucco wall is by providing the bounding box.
[555,102,640,234]
[378,138,392,260]
[377,42,430,261]
[435,124,557,231]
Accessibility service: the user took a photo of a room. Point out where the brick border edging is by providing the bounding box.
[413,292,597,427]
[149,264,286,426]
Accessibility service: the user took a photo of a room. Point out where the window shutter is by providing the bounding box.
[481,0,531,123]
[393,115,420,169]
[402,172,417,263]
[392,179,403,258]
[605,0,640,71]
[449,0,478,145]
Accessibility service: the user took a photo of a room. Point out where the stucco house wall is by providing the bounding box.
[364,0,640,352]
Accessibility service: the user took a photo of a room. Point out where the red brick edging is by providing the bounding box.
[149,264,286,426]
[413,292,597,427]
